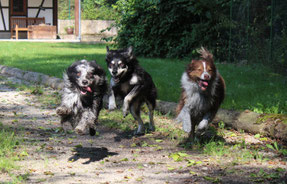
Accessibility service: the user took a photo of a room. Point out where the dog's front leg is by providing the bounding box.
[108,89,117,110]
[176,105,192,133]
[197,110,217,134]
[56,91,78,116]
[123,86,140,117]
[75,109,96,135]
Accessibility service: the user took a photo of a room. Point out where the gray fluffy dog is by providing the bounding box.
[56,60,107,136]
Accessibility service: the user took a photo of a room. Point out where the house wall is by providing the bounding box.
[0,0,55,33]
[0,0,9,31]
[27,0,53,25]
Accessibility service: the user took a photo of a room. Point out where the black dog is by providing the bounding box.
[106,46,157,135]
[56,60,107,136]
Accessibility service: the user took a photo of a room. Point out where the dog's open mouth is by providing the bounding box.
[113,77,120,83]
[80,86,92,95]
[198,79,209,91]
[113,74,123,83]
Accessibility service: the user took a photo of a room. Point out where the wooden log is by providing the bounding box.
[156,100,287,141]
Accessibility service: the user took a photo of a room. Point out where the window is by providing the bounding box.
[11,0,27,16]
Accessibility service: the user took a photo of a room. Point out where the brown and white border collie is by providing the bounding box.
[176,47,225,143]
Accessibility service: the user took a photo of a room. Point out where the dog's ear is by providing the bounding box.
[125,46,135,61]
[186,60,196,72]
[127,46,133,56]
[90,60,105,76]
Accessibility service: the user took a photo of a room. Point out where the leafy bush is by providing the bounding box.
[114,0,231,58]
[58,0,117,20]
[82,0,118,20]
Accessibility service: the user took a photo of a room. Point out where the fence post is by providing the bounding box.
[228,0,233,63]
[269,0,274,63]
[246,0,250,60]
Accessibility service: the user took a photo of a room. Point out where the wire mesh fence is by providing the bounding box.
[228,0,286,72]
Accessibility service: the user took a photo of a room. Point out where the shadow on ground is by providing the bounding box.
[68,147,118,164]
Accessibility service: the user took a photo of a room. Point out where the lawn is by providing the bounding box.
[0,42,286,114]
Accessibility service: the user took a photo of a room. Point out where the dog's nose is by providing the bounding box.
[82,80,88,85]
[112,70,117,75]
[204,74,210,80]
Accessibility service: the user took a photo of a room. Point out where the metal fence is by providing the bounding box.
[228,0,287,71]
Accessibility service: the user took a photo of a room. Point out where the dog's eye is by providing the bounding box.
[88,73,93,78]
[76,72,81,77]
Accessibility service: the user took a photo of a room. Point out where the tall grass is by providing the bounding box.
[0,42,286,114]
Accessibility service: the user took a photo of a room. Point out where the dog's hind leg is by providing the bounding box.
[90,97,104,136]
[146,100,155,132]
[130,101,145,135]
[185,120,196,148]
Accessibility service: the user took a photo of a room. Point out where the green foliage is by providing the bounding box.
[113,0,287,73]
[114,0,231,58]
[58,0,117,20]
[82,0,118,20]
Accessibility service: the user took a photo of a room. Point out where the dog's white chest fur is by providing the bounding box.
[181,72,210,113]
[176,72,212,133]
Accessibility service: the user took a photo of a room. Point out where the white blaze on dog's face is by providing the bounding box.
[74,60,95,95]
[75,61,94,86]
[187,59,216,91]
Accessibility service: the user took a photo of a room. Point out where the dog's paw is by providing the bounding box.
[148,124,155,132]
[75,127,85,135]
[56,106,70,116]
[108,103,117,110]
[133,129,145,136]
[89,127,96,136]
[123,109,129,117]
[133,125,145,136]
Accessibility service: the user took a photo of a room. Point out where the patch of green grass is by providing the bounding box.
[100,109,185,141]
[0,42,286,114]
[201,139,270,164]
[0,122,20,173]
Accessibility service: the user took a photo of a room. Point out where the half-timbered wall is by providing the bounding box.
[28,0,53,25]
[0,0,55,32]
[0,0,9,31]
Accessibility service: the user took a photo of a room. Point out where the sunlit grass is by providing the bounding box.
[0,42,286,114]
[0,123,20,173]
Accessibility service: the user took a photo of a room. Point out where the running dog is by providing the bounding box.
[56,60,107,136]
[176,47,225,142]
[106,46,157,135]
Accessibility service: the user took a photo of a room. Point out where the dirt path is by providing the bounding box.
[0,74,286,184]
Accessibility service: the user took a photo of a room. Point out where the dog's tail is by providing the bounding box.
[198,47,213,63]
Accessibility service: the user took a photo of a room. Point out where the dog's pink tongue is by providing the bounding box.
[85,86,92,93]
[203,81,208,86]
